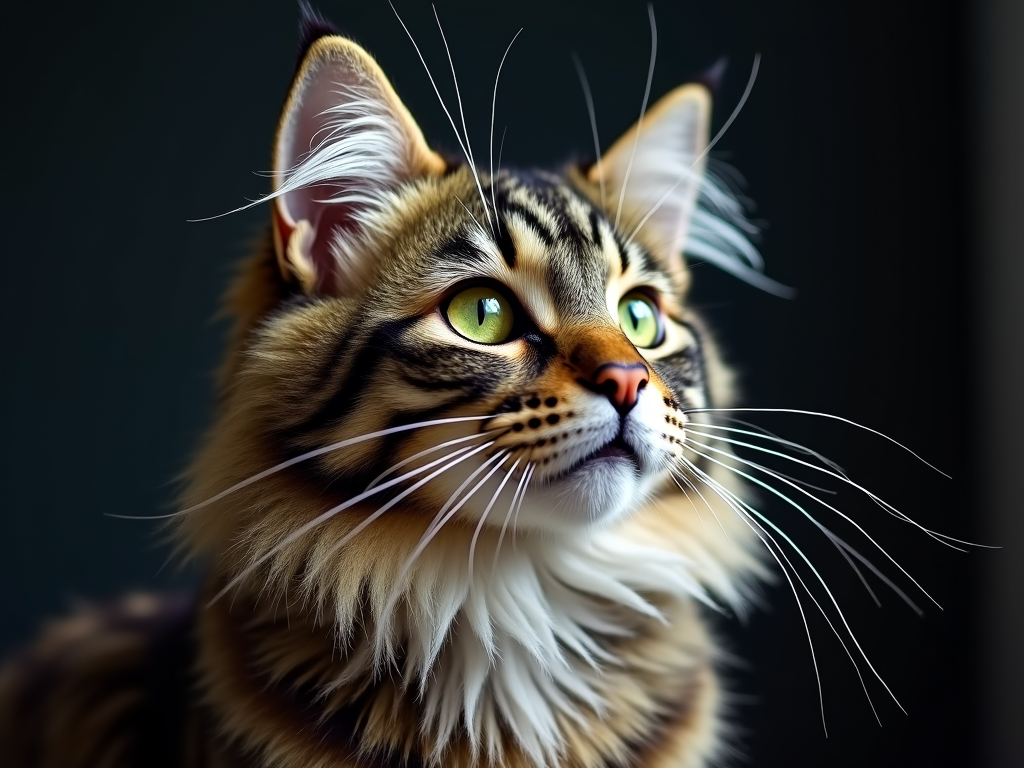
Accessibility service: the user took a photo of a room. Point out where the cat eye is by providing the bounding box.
[446,286,515,344]
[618,291,663,348]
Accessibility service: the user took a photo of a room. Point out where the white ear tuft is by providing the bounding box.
[270,36,445,294]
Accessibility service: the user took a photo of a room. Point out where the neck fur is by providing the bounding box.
[202,491,757,768]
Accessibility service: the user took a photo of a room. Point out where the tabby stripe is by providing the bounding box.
[588,207,604,251]
[501,200,555,246]
[288,317,419,440]
[434,232,487,269]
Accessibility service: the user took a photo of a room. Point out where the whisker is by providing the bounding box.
[669,474,708,538]
[682,407,950,478]
[571,53,605,209]
[686,428,975,549]
[492,462,532,575]
[390,3,491,231]
[365,428,500,491]
[108,413,500,520]
[469,456,522,582]
[453,193,490,240]
[682,449,909,714]
[431,4,494,233]
[496,125,508,178]
[669,467,730,541]
[688,437,926,613]
[490,29,523,226]
[687,418,848,474]
[384,449,513,622]
[677,460,830,731]
[689,418,991,548]
[687,438,938,609]
[614,3,657,230]
[208,440,495,606]
[509,462,536,552]
[683,458,884,726]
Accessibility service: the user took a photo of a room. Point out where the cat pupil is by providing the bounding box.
[478,297,498,326]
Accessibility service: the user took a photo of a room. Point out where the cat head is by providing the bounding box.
[180,17,759,613]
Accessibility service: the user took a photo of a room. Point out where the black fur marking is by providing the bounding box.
[287,317,419,440]
[435,233,487,269]
[495,217,517,268]
[501,201,555,247]
[588,208,604,251]
[296,2,342,67]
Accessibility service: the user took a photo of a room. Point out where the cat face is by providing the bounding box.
[260,166,713,532]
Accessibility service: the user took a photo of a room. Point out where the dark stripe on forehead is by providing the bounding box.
[501,200,555,247]
[588,207,604,250]
[433,232,487,269]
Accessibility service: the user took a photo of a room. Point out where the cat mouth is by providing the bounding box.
[549,433,641,483]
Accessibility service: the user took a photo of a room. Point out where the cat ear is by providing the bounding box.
[271,35,446,294]
[589,85,710,274]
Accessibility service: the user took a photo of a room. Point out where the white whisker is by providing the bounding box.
[669,467,730,541]
[453,194,490,240]
[209,440,495,606]
[469,456,522,582]
[684,458,883,727]
[431,4,494,233]
[109,413,499,520]
[614,3,657,230]
[687,418,848,475]
[677,460,830,731]
[688,437,940,608]
[683,447,909,714]
[389,3,490,231]
[571,53,605,209]
[687,429,971,550]
[490,29,523,225]
[509,462,536,551]
[492,462,532,575]
[384,450,513,627]
[365,428,500,491]
[682,407,950,478]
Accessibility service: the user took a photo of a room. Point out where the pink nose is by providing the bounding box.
[592,363,649,413]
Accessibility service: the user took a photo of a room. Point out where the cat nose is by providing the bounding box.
[591,363,649,414]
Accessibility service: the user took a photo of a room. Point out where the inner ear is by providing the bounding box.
[589,85,710,276]
[271,35,445,295]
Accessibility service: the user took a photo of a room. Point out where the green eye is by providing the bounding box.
[446,286,515,344]
[618,291,662,348]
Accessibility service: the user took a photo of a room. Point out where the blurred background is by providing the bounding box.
[1,1,1019,766]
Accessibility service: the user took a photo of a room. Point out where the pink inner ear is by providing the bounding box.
[274,55,392,294]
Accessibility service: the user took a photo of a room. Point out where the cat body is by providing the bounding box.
[0,9,769,768]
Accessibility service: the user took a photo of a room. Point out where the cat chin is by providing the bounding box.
[515,457,647,530]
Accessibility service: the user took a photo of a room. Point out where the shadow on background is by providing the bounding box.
[0,1,1018,766]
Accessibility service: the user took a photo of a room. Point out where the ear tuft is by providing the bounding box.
[296,2,341,66]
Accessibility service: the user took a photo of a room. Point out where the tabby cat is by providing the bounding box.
[0,6,927,768]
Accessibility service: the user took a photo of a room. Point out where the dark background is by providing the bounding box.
[2,1,1020,766]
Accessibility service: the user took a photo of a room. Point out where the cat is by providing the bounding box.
[0,5,959,768]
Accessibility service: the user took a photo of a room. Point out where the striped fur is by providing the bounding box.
[0,11,771,768]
